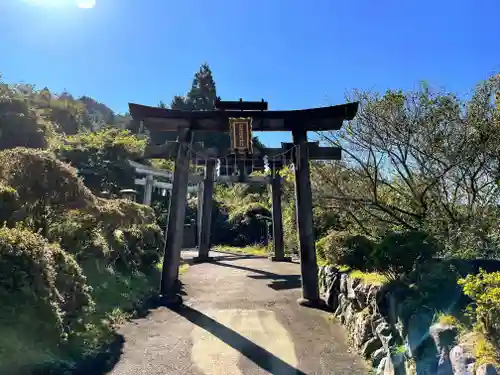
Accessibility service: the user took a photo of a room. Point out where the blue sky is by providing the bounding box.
[0,0,499,146]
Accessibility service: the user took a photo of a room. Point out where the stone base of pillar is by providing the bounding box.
[192,256,214,263]
[269,256,292,262]
[158,293,183,308]
[297,297,326,309]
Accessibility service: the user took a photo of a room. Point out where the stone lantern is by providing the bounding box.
[120,189,138,202]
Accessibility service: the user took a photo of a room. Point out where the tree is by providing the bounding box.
[186,63,218,110]
[149,63,230,151]
[313,75,500,258]
[185,63,229,150]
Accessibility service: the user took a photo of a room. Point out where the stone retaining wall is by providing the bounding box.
[318,265,498,375]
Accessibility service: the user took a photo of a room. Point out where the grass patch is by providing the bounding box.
[214,244,269,256]
[155,259,189,275]
[349,270,388,286]
[179,263,189,274]
[436,312,461,327]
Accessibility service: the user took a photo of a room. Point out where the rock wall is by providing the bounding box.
[318,265,498,375]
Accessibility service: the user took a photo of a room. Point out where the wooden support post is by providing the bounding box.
[159,129,193,306]
[193,159,216,262]
[143,175,154,206]
[292,129,323,308]
[196,181,204,247]
[269,170,290,262]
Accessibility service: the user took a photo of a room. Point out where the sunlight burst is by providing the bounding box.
[76,0,95,8]
[23,0,96,8]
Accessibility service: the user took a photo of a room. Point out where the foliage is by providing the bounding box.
[0,80,53,150]
[56,128,146,197]
[213,181,271,246]
[371,230,441,281]
[0,226,95,372]
[0,148,95,235]
[349,270,388,286]
[279,166,299,254]
[342,235,376,270]
[313,74,500,258]
[459,270,500,347]
[47,199,163,270]
[148,63,230,150]
[315,231,374,271]
[0,183,19,224]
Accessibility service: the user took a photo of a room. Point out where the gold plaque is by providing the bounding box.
[229,117,253,154]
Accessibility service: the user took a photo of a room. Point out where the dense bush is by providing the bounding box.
[342,235,376,270]
[371,230,441,281]
[315,231,374,270]
[0,90,53,150]
[459,270,500,347]
[0,183,19,224]
[47,200,163,271]
[0,148,96,236]
[56,128,146,197]
[0,226,94,371]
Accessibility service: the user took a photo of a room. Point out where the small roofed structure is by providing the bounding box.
[128,102,359,132]
[120,188,138,202]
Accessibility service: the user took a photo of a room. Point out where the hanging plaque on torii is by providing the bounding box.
[216,97,267,156]
[216,97,267,180]
[229,117,253,154]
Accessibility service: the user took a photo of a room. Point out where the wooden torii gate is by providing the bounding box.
[128,99,358,308]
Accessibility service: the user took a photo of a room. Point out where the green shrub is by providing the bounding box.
[459,270,500,347]
[315,231,374,271]
[49,243,95,333]
[0,93,52,150]
[342,235,376,271]
[45,196,163,271]
[109,224,163,270]
[0,183,19,224]
[55,128,146,197]
[0,225,96,375]
[0,226,64,341]
[371,230,441,281]
[0,148,95,237]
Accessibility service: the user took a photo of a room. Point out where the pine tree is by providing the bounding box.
[186,63,217,111]
[150,63,229,151]
[183,63,229,150]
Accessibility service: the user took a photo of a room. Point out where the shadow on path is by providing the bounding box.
[209,261,302,291]
[31,333,125,375]
[169,304,307,375]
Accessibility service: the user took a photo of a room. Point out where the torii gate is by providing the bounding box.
[128,99,359,308]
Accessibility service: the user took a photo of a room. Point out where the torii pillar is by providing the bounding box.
[292,129,323,308]
[194,159,216,262]
[269,168,290,262]
[159,129,193,306]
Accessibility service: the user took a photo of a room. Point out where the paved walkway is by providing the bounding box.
[109,250,368,375]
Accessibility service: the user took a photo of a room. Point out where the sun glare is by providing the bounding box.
[76,0,96,8]
[23,0,96,8]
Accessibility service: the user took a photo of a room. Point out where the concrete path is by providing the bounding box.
[108,250,368,375]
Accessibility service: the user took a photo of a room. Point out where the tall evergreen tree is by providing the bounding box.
[147,63,229,151]
[186,63,218,111]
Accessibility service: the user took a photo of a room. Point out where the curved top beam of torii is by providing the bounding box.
[128,101,359,132]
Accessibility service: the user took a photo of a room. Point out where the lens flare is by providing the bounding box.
[76,0,96,8]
